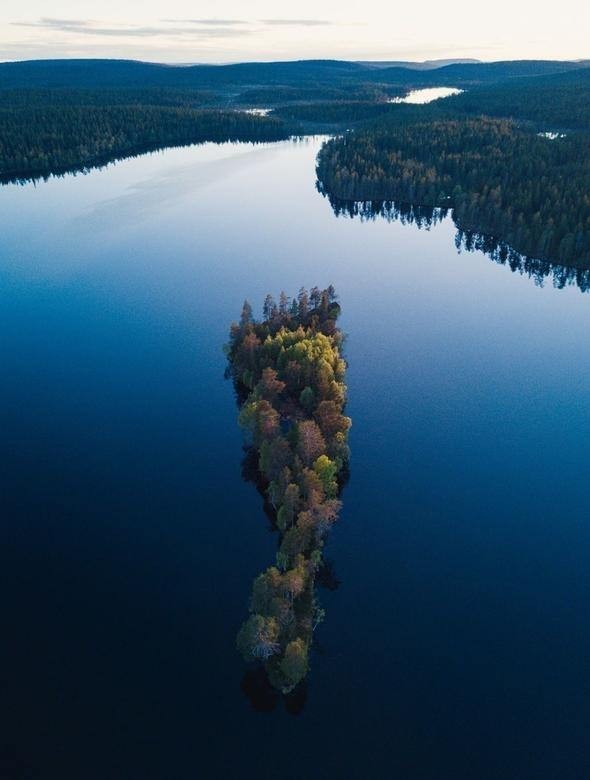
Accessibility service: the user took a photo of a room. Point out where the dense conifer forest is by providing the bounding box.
[235,84,402,105]
[273,100,399,125]
[445,67,590,131]
[316,117,590,266]
[226,287,350,693]
[0,105,289,180]
[0,87,215,109]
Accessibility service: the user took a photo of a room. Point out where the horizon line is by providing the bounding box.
[1,55,589,66]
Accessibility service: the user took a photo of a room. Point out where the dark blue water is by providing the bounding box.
[2,139,590,779]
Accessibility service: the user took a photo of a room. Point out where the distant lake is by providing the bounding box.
[1,137,590,779]
[240,107,272,116]
[390,86,464,104]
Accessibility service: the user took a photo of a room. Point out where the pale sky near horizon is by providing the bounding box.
[1,1,588,64]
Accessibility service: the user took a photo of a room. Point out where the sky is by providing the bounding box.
[1,1,589,64]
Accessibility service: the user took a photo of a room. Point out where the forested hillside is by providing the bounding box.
[446,67,590,130]
[0,87,215,109]
[273,100,399,125]
[0,57,584,91]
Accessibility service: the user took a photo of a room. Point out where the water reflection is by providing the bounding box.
[241,667,309,715]
[455,230,590,291]
[0,146,179,187]
[0,137,283,188]
[320,193,590,293]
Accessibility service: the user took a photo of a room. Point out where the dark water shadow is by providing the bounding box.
[240,668,308,716]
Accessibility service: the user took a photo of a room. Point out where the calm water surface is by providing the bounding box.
[390,86,464,104]
[1,138,590,779]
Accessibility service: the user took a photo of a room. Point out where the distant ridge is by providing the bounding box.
[356,58,481,70]
[0,58,586,91]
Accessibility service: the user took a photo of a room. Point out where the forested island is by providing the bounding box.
[226,287,350,693]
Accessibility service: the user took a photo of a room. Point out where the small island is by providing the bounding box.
[226,286,351,693]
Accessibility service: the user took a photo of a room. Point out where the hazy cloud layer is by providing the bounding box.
[160,19,248,26]
[12,18,253,38]
[4,3,587,64]
[260,20,333,26]
[12,17,337,38]
[161,19,335,27]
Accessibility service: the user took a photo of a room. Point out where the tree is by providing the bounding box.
[300,468,325,508]
[297,287,309,320]
[276,482,300,531]
[309,286,321,309]
[279,639,309,690]
[263,294,277,321]
[278,291,290,316]
[236,615,280,661]
[313,454,338,498]
[254,400,280,442]
[315,399,351,440]
[296,420,326,467]
[250,568,282,614]
[256,367,286,402]
[312,499,342,538]
[279,520,312,561]
[240,299,253,327]
[299,386,315,413]
[259,436,292,482]
[282,566,306,600]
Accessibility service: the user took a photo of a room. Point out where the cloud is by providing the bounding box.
[260,20,334,27]
[161,19,248,26]
[11,18,252,39]
[10,17,340,43]
[12,18,89,32]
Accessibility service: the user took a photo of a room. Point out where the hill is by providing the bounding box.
[0,58,585,92]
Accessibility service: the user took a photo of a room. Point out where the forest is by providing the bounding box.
[234,83,402,105]
[3,58,590,183]
[316,117,590,266]
[0,87,217,109]
[273,100,399,125]
[0,105,289,181]
[1,57,585,91]
[3,57,590,265]
[444,67,590,131]
[226,287,350,693]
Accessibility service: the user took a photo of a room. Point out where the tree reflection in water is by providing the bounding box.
[320,193,590,293]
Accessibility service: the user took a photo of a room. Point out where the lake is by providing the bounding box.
[389,86,464,104]
[2,137,590,779]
